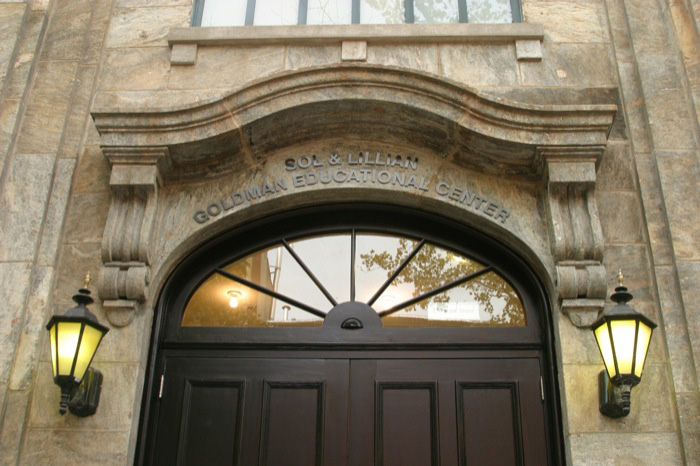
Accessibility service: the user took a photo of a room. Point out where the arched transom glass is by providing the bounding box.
[182,231,526,328]
[182,230,526,328]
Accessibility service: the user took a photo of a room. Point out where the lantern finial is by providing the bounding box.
[83,272,91,290]
[617,269,624,286]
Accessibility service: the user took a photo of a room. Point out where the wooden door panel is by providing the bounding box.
[350,358,547,466]
[260,381,325,466]
[177,380,244,466]
[376,382,440,466]
[457,382,522,466]
[153,357,349,466]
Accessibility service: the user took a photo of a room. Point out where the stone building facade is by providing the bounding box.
[0,0,698,464]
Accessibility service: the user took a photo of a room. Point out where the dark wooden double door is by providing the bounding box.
[151,351,549,465]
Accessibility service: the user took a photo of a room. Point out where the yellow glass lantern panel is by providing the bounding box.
[49,324,57,377]
[634,322,653,378]
[56,322,81,377]
[73,325,104,382]
[594,323,615,379]
[610,320,637,375]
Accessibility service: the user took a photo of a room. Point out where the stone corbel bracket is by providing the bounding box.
[98,146,172,327]
[541,146,607,327]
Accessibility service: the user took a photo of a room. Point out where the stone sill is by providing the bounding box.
[168,23,545,64]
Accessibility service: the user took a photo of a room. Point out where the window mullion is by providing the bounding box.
[404,0,414,23]
[298,0,308,25]
[245,0,256,25]
[352,0,360,24]
[458,0,468,23]
[192,0,205,26]
[510,0,523,23]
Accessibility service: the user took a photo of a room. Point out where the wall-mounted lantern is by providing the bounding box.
[591,271,656,418]
[45,274,109,416]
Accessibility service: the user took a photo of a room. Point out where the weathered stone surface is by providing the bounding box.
[634,152,674,265]
[82,0,114,65]
[9,266,54,390]
[58,64,98,160]
[29,361,138,430]
[99,47,170,91]
[0,3,26,86]
[515,39,541,61]
[4,10,47,99]
[168,45,286,90]
[286,45,340,70]
[596,191,644,244]
[602,244,652,301]
[563,363,676,433]
[73,145,110,194]
[597,141,636,191]
[676,392,700,466]
[677,261,700,390]
[39,0,91,60]
[0,98,20,173]
[93,306,152,363]
[0,154,55,261]
[656,150,700,260]
[655,265,698,394]
[106,6,191,48]
[523,2,607,43]
[519,43,615,87]
[62,193,111,244]
[21,429,129,465]
[615,60,652,153]
[341,40,367,61]
[0,263,32,412]
[569,432,683,465]
[14,60,79,154]
[0,390,30,466]
[646,89,698,149]
[170,43,197,65]
[53,242,103,309]
[93,89,227,111]
[440,44,518,86]
[37,158,77,266]
[367,44,439,74]
[558,313,603,364]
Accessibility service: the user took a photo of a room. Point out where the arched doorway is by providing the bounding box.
[137,204,562,465]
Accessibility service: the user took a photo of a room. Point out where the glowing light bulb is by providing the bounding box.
[227,290,241,308]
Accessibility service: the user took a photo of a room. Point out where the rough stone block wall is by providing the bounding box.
[0,0,696,464]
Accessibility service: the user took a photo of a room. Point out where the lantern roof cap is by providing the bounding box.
[45,288,109,334]
[591,285,657,329]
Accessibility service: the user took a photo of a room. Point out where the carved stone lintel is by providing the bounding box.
[98,147,171,326]
[542,146,607,327]
[103,299,138,327]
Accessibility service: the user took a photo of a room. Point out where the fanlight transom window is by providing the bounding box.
[182,231,526,328]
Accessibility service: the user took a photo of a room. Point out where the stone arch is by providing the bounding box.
[91,63,617,327]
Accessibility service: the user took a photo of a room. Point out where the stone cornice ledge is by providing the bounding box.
[168,23,544,46]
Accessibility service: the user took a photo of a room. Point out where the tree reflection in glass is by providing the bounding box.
[360,238,526,327]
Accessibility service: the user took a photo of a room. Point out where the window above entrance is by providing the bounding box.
[181,231,526,328]
[193,0,522,27]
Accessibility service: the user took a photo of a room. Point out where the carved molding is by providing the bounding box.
[98,146,170,326]
[91,65,617,181]
[542,146,607,327]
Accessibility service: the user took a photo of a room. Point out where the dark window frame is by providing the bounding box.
[192,0,523,27]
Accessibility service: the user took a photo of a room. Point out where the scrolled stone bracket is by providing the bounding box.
[98,146,171,327]
[541,146,607,327]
